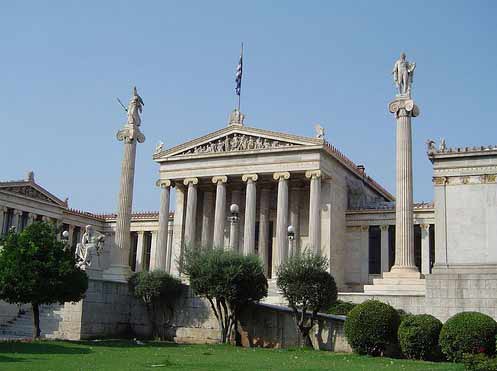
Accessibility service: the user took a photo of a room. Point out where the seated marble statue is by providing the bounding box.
[75,225,105,270]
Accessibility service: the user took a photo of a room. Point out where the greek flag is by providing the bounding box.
[235,51,243,96]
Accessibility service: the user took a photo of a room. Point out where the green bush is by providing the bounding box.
[463,354,497,371]
[327,300,356,315]
[277,252,337,346]
[128,270,184,340]
[344,300,400,356]
[398,314,443,360]
[439,312,497,362]
[181,247,267,344]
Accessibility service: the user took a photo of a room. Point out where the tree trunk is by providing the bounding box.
[32,303,41,339]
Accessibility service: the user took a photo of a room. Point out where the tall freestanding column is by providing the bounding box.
[242,174,258,255]
[389,97,419,275]
[274,172,290,270]
[154,179,171,270]
[104,87,145,282]
[364,53,424,294]
[306,170,322,255]
[212,176,228,248]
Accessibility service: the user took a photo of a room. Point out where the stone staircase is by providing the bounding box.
[0,304,65,340]
[363,271,426,295]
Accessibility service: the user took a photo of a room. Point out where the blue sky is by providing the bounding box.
[1,1,496,213]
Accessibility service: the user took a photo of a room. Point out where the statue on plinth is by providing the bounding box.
[127,86,144,127]
[75,225,105,270]
[392,52,416,97]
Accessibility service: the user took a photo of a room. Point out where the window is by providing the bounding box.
[368,226,381,274]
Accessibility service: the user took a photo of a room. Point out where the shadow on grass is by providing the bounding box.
[0,341,91,356]
[71,340,183,348]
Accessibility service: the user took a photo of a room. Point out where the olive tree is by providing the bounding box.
[128,270,184,340]
[0,222,88,339]
[277,251,337,347]
[181,247,267,344]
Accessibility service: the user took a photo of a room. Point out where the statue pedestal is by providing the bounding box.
[102,264,132,283]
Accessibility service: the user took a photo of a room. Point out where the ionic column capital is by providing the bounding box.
[13,209,23,216]
[273,172,290,181]
[388,98,420,118]
[212,176,228,184]
[433,176,448,186]
[360,225,369,232]
[156,179,172,188]
[183,177,199,186]
[420,223,430,231]
[1,206,8,213]
[380,225,389,231]
[242,173,258,182]
[305,170,322,179]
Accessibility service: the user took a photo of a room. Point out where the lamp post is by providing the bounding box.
[287,225,295,258]
[61,230,70,252]
[228,204,239,251]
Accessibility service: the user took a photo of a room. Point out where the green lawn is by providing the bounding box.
[0,340,464,371]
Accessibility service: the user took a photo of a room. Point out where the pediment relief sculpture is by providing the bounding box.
[1,185,60,205]
[176,133,296,156]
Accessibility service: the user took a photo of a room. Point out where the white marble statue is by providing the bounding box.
[127,86,144,127]
[439,138,446,152]
[392,52,416,97]
[75,225,105,270]
[154,141,164,155]
[426,139,436,153]
[315,124,325,139]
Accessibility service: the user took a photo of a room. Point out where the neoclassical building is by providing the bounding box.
[0,110,436,293]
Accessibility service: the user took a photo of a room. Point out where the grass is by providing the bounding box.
[0,340,464,371]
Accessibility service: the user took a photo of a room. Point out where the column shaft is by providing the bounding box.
[258,188,271,276]
[393,113,416,271]
[274,172,290,270]
[212,176,227,248]
[155,181,171,270]
[166,221,174,272]
[289,187,300,257]
[306,171,322,255]
[184,178,199,247]
[421,224,431,275]
[0,207,7,235]
[243,174,258,255]
[380,225,390,274]
[170,184,186,276]
[135,231,145,272]
[114,140,137,268]
[11,210,22,232]
[200,191,215,247]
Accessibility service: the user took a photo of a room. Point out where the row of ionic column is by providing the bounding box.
[156,170,324,276]
[0,207,51,235]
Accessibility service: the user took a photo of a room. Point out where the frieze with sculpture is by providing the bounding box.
[178,134,295,156]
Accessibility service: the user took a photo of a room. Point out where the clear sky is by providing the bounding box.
[1,1,496,213]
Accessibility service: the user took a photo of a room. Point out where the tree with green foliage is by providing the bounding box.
[0,222,88,339]
[276,252,337,347]
[128,270,184,340]
[181,247,268,344]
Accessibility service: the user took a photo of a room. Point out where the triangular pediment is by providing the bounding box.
[154,125,323,160]
[0,181,66,207]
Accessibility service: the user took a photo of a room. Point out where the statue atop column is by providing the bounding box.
[392,52,416,97]
[127,86,144,127]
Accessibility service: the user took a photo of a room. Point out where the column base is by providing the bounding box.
[102,264,133,283]
[363,268,425,295]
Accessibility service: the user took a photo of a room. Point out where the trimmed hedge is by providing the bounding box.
[327,300,357,315]
[344,300,400,356]
[398,314,443,360]
[463,354,497,371]
[439,312,497,362]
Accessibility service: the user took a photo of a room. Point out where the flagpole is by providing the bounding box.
[238,42,243,112]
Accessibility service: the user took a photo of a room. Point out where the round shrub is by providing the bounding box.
[398,314,443,360]
[344,300,401,356]
[439,311,497,362]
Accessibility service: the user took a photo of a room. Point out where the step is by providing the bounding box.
[372,278,425,286]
